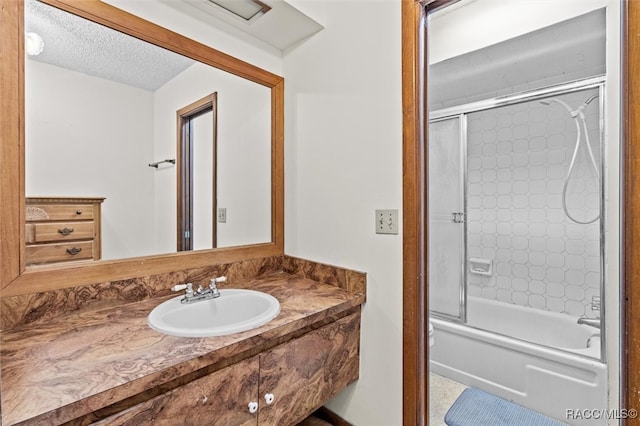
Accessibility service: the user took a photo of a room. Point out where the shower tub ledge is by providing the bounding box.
[430,297,606,426]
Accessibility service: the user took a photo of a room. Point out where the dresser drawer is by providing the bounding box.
[25,222,95,243]
[26,204,94,221]
[26,241,94,264]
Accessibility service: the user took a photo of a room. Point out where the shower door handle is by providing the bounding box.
[451,212,465,224]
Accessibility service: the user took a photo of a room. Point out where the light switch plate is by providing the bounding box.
[217,208,227,223]
[375,209,398,234]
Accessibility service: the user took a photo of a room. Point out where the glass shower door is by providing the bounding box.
[428,116,466,321]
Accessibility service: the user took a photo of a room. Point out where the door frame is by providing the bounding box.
[176,92,218,251]
[401,0,639,424]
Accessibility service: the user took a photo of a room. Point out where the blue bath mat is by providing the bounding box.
[444,388,568,426]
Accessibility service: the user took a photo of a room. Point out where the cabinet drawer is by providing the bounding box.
[26,241,94,264]
[26,204,94,221]
[25,222,95,243]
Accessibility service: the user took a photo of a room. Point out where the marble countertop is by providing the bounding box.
[1,272,364,425]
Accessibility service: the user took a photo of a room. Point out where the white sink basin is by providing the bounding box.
[147,289,280,337]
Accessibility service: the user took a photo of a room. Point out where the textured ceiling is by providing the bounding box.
[25,0,195,92]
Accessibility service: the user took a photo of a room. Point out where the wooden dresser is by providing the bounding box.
[25,197,105,266]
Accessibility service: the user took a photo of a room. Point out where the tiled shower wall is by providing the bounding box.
[465,88,602,317]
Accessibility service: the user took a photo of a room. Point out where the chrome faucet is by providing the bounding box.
[577,317,601,329]
[171,276,226,304]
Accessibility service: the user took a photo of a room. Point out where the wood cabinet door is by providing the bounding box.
[257,311,361,426]
[95,356,260,426]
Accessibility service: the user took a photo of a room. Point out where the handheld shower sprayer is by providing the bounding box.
[573,94,599,119]
[539,95,600,225]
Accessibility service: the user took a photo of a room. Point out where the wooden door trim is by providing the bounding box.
[624,1,638,421]
[402,0,428,424]
[176,93,218,251]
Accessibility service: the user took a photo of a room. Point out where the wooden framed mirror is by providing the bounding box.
[0,0,284,297]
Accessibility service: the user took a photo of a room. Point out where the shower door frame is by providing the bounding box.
[401,1,638,425]
[428,77,607,361]
[428,113,467,323]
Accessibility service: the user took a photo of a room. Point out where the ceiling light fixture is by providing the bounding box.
[25,32,44,56]
[205,0,271,22]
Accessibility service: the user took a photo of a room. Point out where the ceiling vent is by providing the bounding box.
[204,0,271,23]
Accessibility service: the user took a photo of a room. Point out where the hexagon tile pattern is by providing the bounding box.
[466,88,602,317]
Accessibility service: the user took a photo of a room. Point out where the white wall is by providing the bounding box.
[283,1,403,424]
[26,57,271,259]
[25,60,157,260]
[153,62,272,253]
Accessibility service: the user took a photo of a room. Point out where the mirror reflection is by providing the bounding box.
[24,0,272,264]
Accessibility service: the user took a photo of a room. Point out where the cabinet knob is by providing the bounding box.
[264,393,275,405]
[248,401,258,414]
[76,209,83,215]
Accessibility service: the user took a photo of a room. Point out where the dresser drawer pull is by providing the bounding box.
[58,227,74,236]
[66,247,82,255]
[76,209,83,215]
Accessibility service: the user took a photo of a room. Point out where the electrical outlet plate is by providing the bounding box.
[375,209,398,235]
[217,208,227,223]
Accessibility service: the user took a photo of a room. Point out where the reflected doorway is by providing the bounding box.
[177,93,218,251]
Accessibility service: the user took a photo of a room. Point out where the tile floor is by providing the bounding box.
[429,372,468,426]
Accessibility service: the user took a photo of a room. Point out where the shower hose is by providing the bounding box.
[541,96,600,224]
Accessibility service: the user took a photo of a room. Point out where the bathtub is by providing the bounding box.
[430,296,607,426]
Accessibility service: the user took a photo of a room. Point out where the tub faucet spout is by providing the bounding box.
[577,317,601,329]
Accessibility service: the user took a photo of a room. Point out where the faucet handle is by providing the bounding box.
[210,276,227,287]
[172,283,193,294]
[209,276,225,297]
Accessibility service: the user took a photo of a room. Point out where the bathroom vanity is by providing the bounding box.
[97,312,359,425]
[0,269,365,425]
